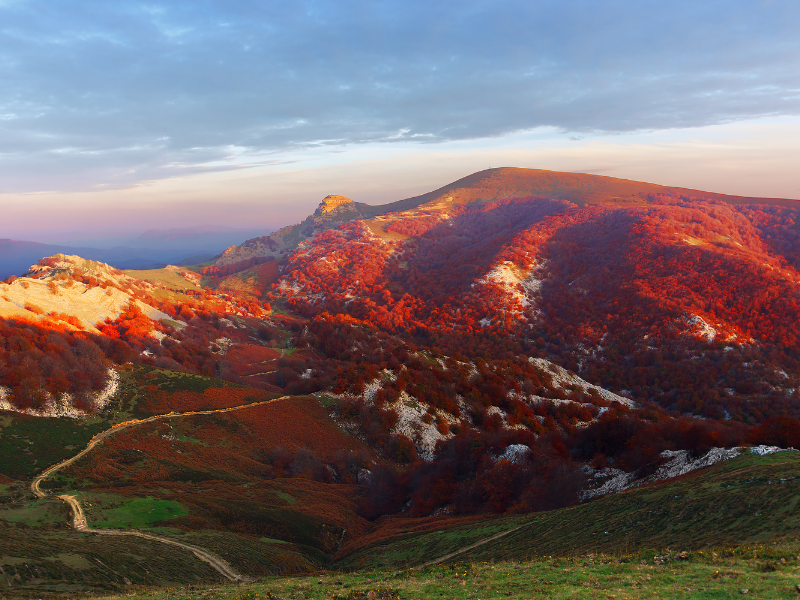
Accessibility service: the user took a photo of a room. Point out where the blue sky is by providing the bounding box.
[1,0,799,242]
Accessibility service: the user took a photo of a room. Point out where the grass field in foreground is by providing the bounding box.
[98,541,800,600]
[336,451,800,571]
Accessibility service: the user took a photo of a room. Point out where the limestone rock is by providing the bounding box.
[314,195,357,216]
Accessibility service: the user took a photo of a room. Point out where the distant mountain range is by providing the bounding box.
[0,226,273,279]
[128,226,273,252]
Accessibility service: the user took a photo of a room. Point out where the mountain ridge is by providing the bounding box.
[214,167,800,266]
[362,167,800,214]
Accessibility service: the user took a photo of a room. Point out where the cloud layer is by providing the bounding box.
[1,0,799,192]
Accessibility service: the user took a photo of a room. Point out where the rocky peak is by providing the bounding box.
[314,195,356,216]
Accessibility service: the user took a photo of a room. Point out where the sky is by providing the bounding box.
[0,0,799,245]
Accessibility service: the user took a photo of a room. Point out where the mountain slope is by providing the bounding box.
[215,168,799,266]
[3,168,800,595]
[362,167,799,215]
[274,195,800,423]
[334,449,800,570]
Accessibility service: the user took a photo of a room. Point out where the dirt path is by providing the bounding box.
[31,396,290,581]
[417,526,524,568]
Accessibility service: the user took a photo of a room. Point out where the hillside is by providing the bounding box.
[3,443,798,594]
[274,189,800,424]
[214,168,799,265]
[215,195,369,265]
[2,168,800,595]
[363,167,799,214]
[335,449,800,570]
[0,254,273,417]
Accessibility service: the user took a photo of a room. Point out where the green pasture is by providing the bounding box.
[0,493,67,527]
[0,412,108,479]
[98,540,800,599]
[336,451,800,571]
[75,492,188,530]
[123,268,200,290]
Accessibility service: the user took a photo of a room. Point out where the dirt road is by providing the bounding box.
[31,396,289,581]
[417,526,524,568]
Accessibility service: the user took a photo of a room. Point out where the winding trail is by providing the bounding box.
[31,396,290,582]
[417,526,524,568]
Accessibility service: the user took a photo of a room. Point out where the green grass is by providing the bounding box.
[315,394,337,406]
[133,364,245,395]
[276,491,297,505]
[0,495,68,527]
[176,432,206,445]
[159,317,186,329]
[0,412,109,479]
[123,268,200,290]
[336,451,800,571]
[96,541,800,599]
[78,492,189,529]
[0,521,221,593]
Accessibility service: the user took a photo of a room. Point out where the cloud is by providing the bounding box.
[0,0,798,192]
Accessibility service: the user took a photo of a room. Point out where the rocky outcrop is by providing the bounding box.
[25,254,123,279]
[0,255,170,332]
[214,195,366,267]
[314,195,358,216]
[215,237,278,266]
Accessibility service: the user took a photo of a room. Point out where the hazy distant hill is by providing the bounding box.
[0,239,217,279]
[130,226,272,252]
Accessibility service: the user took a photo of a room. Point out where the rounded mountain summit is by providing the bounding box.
[214,167,799,265]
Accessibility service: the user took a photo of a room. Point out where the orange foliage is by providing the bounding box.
[140,386,269,415]
[224,344,282,376]
[98,302,153,340]
[229,397,367,461]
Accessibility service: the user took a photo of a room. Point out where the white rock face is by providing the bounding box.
[497,444,531,464]
[479,261,536,308]
[583,467,636,499]
[530,357,635,407]
[314,195,357,216]
[750,444,795,455]
[650,447,741,481]
[0,369,120,419]
[582,445,798,500]
[685,314,717,342]
[0,254,169,332]
[388,392,458,461]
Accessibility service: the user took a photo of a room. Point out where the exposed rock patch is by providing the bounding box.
[0,255,169,332]
[215,195,366,266]
[315,195,357,216]
[0,368,120,419]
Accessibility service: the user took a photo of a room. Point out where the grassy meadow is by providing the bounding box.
[96,542,800,599]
